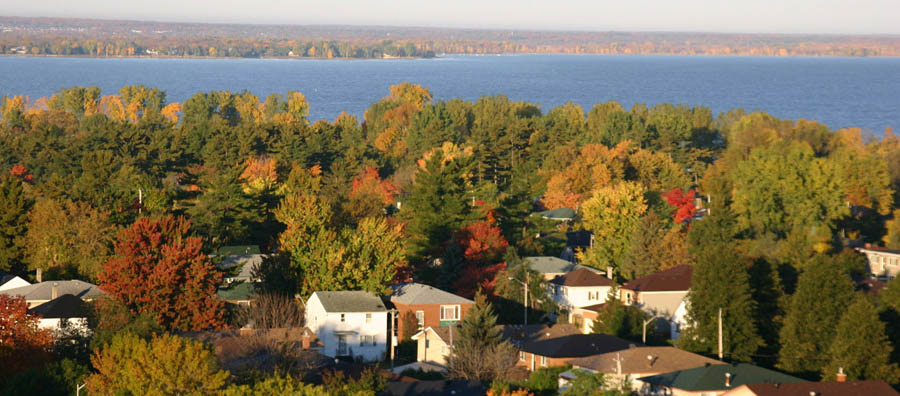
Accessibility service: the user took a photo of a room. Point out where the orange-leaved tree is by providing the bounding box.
[0,295,53,384]
[98,216,225,331]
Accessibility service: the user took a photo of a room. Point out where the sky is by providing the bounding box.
[5,0,899,35]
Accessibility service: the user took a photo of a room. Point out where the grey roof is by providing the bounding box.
[28,294,90,319]
[313,291,388,313]
[519,256,599,275]
[0,280,105,301]
[389,282,473,305]
[218,254,264,281]
[537,207,576,220]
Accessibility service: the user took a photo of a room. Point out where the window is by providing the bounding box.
[541,356,548,366]
[415,311,425,329]
[359,335,375,346]
[440,305,460,321]
[365,313,372,323]
[425,339,430,348]
[625,292,632,305]
[520,352,526,361]
[340,314,345,322]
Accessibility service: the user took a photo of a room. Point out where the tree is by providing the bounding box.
[0,175,29,273]
[223,375,329,396]
[187,167,264,247]
[590,290,647,343]
[98,216,226,331]
[447,292,518,382]
[885,210,900,249]
[579,181,648,271]
[778,255,857,375]
[86,332,229,396]
[663,188,697,224]
[622,212,690,280]
[821,295,900,383]
[0,295,53,386]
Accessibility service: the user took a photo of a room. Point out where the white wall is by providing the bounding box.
[552,285,612,309]
[305,294,389,362]
[670,299,688,340]
[0,276,30,291]
[37,317,90,334]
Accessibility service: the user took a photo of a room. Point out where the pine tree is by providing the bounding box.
[590,287,647,342]
[822,295,900,383]
[446,291,516,382]
[681,208,762,361]
[0,175,29,274]
[777,255,857,375]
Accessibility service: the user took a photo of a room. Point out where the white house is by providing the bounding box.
[0,280,105,308]
[549,268,615,310]
[856,246,900,280]
[28,294,91,335]
[620,265,693,340]
[305,291,390,362]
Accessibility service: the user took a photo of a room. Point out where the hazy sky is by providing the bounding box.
[6,0,899,35]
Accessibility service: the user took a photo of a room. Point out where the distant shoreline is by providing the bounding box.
[3,53,899,60]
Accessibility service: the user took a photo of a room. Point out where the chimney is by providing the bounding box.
[51,282,59,300]
[36,268,42,283]
[606,266,614,279]
[836,367,846,382]
[725,372,732,387]
[301,331,311,350]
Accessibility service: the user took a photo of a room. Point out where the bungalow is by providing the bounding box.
[28,294,91,334]
[305,291,390,362]
[637,362,806,396]
[388,282,473,340]
[620,265,693,340]
[0,280,105,308]
[503,323,638,371]
[561,346,722,390]
[549,268,615,310]
[856,246,900,280]
[719,380,899,396]
[518,256,602,281]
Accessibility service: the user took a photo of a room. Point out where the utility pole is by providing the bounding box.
[718,308,723,361]
[642,314,662,344]
[76,383,86,396]
[524,271,529,326]
[138,187,143,214]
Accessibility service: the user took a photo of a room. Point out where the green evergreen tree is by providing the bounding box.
[446,291,516,382]
[681,208,763,361]
[590,287,647,343]
[0,175,29,273]
[822,295,900,384]
[777,255,857,375]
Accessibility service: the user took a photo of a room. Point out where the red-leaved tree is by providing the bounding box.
[663,188,697,224]
[0,295,53,383]
[456,220,509,266]
[98,216,225,331]
[453,262,507,299]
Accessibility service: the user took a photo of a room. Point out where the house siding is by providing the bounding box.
[393,301,472,340]
[415,329,450,366]
[305,294,389,362]
[551,285,612,309]
[516,351,576,371]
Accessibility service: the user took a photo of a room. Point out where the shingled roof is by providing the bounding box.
[0,280,105,301]
[312,291,388,313]
[518,257,598,276]
[734,380,899,396]
[550,268,614,287]
[571,346,722,375]
[639,362,805,391]
[502,323,638,358]
[389,282,473,305]
[28,294,90,319]
[623,265,693,292]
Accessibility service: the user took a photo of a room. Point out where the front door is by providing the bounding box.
[337,335,348,356]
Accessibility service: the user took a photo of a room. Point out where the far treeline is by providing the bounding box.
[1,83,900,385]
[2,16,900,58]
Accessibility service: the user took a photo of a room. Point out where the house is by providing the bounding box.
[518,256,602,281]
[537,208,576,222]
[568,303,607,333]
[719,380,899,396]
[28,294,91,334]
[856,246,900,280]
[621,265,693,340]
[549,268,615,310]
[0,272,30,291]
[637,362,806,396]
[503,323,638,371]
[561,346,723,390]
[408,326,457,369]
[0,280,105,308]
[215,245,264,283]
[388,282,473,340]
[305,291,390,362]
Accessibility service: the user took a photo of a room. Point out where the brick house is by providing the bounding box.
[388,282,474,341]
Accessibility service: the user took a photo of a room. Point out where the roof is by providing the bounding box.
[537,208,576,220]
[623,265,693,292]
[218,254,264,281]
[639,362,806,391]
[0,280,105,301]
[571,346,723,375]
[732,380,899,396]
[519,256,597,275]
[28,294,90,319]
[0,274,30,291]
[389,282,473,305]
[411,326,456,345]
[383,380,486,396]
[579,303,609,313]
[857,247,900,256]
[216,245,261,255]
[551,268,614,287]
[502,323,638,358]
[217,282,257,301]
[312,291,388,313]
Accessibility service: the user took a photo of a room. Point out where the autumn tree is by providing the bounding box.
[0,175,29,273]
[663,188,697,224]
[578,181,648,272]
[885,210,900,249]
[0,295,53,386]
[343,166,399,223]
[821,295,900,383]
[622,212,690,280]
[98,216,226,331]
[86,332,229,396]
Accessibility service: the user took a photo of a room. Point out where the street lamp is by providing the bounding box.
[508,272,530,326]
[642,314,662,344]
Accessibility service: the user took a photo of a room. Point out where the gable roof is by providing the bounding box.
[551,268,614,287]
[0,273,30,291]
[733,380,899,396]
[519,257,598,275]
[502,323,638,358]
[389,282,473,305]
[28,294,90,319]
[623,265,693,292]
[571,346,723,375]
[312,291,387,313]
[218,254,264,281]
[0,280,105,301]
[411,326,456,345]
[639,362,806,391]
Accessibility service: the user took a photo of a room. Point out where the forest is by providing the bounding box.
[1,82,900,394]
[3,16,900,58]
